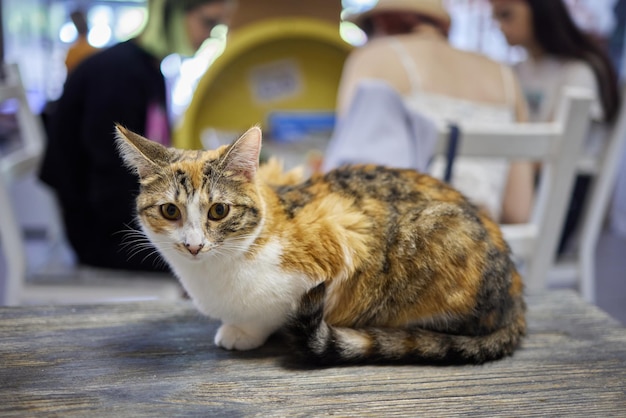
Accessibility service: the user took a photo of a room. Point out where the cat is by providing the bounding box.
[116,125,526,365]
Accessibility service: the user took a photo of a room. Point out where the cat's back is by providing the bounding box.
[322,164,461,204]
[323,164,508,252]
[272,164,510,263]
[277,164,487,225]
[276,164,456,202]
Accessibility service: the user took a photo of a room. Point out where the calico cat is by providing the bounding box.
[116,125,526,365]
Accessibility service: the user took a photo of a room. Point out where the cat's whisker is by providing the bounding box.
[219,245,252,256]
[124,243,158,260]
[115,224,145,236]
[125,248,167,268]
[118,231,147,241]
[218,239,252,251]
[140,248,166,265]
[119,241,148,253]
[118,233,171,257]
[119,236,172,252]
[119,237,150,250]
[116,229,144,236]
[117,229,154,248]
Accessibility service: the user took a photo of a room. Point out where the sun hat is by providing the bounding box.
[345,0,451,30]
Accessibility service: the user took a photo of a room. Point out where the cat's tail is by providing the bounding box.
[286,282,526,366]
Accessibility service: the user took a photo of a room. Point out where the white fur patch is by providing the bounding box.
[182,193,205,249]
[151,233,311,349]
[215,323,269,350]
[335,328,369,359]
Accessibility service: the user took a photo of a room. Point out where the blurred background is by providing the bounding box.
[4,0,619,125]
[0,0,624,321]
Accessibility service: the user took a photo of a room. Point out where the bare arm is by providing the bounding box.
[501,72,535,224]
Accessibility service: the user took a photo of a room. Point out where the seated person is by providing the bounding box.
[64,9,99,74]
[39,0,234,271]
[490,0,621,252]
[329,0,533,224]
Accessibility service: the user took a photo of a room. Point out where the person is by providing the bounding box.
[41,9,98,136]
[39,0,235,271]
[490,0,621,252]
[331,0,534,224]
[64,9,99,74]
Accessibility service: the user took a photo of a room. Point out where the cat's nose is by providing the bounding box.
[185,243,204,256]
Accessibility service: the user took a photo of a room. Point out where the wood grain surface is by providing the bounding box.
[1,290,625,417]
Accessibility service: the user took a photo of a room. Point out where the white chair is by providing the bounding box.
[550,86,626,303]
[433,89,593,291]
[0,63,182,305]
[0,63,45,305]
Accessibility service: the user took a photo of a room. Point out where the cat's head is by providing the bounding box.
[116,125,264,262]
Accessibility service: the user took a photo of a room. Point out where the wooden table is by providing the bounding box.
[1,290,625,416]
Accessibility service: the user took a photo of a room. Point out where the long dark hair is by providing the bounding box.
[527,0,620,122]
[163,0,229,33]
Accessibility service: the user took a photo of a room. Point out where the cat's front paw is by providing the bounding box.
[215,324,267,351]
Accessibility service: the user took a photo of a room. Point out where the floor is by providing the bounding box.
[1,224,625,325]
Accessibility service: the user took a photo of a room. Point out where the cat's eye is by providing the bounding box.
[208,203,230,221]
[160,203,181,221]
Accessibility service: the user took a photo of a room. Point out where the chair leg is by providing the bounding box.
[577,124,626,303]
[579,248,596,303]
[0,176,27,305]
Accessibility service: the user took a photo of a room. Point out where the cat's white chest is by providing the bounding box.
[167,239,310,328]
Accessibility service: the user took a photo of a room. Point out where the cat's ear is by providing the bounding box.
[115,124,169,178]
[221,126,262,180]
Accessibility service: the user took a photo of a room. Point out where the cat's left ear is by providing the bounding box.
[222,126,262,181]
[115,124,169,178]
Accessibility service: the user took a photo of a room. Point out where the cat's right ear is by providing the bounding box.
[115,124,169,178]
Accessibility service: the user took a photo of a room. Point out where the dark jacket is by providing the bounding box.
[40,40,169,271]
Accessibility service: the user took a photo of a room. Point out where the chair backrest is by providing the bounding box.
[433,88,593,290]
[0,63,45,180]
[0,63,46,305]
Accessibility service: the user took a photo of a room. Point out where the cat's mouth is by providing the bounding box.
[178,251,210,263]
[177,243,220,260]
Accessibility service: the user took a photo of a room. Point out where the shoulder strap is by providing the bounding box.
[443,123,461,184]
[388,38,422,93]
